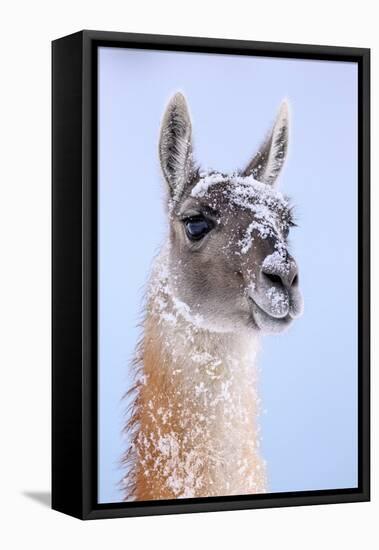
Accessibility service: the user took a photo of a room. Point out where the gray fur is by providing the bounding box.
[159,92,195,202]
[159,94,303,335]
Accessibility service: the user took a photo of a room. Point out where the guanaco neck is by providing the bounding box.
[124,252,267,500]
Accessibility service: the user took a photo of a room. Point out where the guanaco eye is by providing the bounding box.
[184,215,213,241]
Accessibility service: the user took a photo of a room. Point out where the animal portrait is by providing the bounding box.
[121,92,303,500]
[97,47,359,504]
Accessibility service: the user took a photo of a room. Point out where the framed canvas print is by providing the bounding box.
[52,30,370,520]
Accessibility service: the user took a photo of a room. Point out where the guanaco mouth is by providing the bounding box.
[248,297,293,328]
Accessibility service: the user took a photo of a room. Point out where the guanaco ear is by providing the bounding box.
[243,100,290,186]
[159,92,195,202]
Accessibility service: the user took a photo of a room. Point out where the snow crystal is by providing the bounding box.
[191,172,289,214]
[266,286,289,316]
[191,173,225,197]
[262,251,291,277]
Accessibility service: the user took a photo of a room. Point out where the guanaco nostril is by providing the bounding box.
[292,274,299,286]
[264,272,283,285]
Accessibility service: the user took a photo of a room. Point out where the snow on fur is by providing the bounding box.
[122,94,302,502]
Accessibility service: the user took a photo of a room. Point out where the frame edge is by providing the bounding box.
[52,31,86,520]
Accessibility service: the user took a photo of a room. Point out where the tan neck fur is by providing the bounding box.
[123,254,267,500]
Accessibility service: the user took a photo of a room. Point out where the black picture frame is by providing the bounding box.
[52,30,370,520]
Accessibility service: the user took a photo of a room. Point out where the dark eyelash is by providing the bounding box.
[287,205,298,228]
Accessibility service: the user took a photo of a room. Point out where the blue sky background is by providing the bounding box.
[98,47,358,503]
